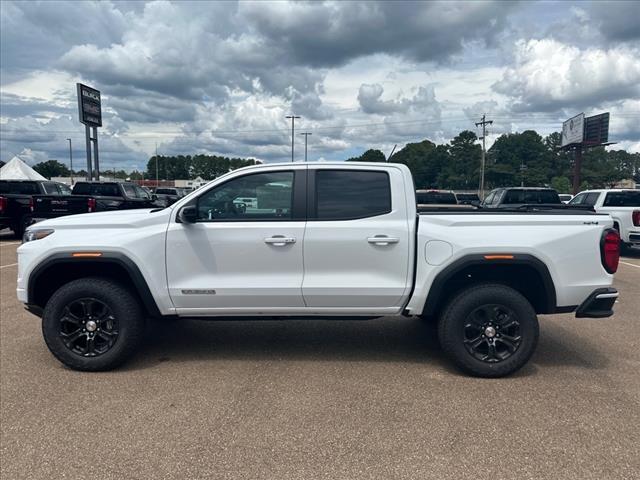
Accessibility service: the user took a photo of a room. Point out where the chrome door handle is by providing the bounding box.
[264,236,296,246]
[367,235,399,245]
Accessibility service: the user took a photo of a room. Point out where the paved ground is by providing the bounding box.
[1,231,638,479]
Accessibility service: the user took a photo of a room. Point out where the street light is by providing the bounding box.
[66,138,73,185]
[299,132,312,162]
[285,115,300,162]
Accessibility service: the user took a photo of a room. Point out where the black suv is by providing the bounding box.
[482,187,562,208]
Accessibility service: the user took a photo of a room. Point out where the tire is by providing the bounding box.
[438,284,539,378]
[42,277,145,371]
[13,215,32,239]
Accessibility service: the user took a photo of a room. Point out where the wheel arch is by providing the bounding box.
[27,252,161,318]
[420,254,558,317]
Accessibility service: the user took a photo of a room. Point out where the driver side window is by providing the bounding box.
[196,171,294,221]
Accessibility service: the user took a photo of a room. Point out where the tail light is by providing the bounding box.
[29,197,34,212]
[87,198,96,212]
[601,229,620,274]
[633,210,640,227]
[0,196,6,214]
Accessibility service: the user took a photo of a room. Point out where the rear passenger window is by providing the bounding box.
[315,170,391,220]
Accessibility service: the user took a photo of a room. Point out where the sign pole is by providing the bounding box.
[572,146,583,195]
[92,126,100,180]
[85,124,92,181]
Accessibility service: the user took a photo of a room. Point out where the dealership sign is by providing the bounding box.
[76,83,102,127]
[561,113,584,147]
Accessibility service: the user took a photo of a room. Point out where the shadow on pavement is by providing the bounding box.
[121,315,608,375]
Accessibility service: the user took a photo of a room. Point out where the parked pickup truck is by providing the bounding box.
[31,181,157,223]
[569,189,640,250]
[0,180,71,237]
[17,163,621,377]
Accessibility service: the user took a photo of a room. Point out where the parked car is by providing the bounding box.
[19,162,619,377]
[558,194,573,204]
[482,187,562,208]
[30,181,158,224]
[0,180,71,237]
[570,189,640,249]
[454,192,481,205]
[416,189,473,211]
[154,187,183,206]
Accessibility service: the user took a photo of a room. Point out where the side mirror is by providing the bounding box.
[151,194,158,201]
[178,205,198,223]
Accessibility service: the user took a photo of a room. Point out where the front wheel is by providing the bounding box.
[438,284,539,378]
[42,277,145,371]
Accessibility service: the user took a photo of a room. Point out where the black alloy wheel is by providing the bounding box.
[59,298,119,357]
[42,277,144,371]
[463,304,522,363]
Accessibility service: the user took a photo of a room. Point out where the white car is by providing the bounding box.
[569,189,640,248]
[17,162,621,377]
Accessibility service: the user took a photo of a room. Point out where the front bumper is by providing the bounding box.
[576,288,618,318]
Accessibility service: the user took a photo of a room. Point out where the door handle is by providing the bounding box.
[367,235,400,245]
[264,235,296,246]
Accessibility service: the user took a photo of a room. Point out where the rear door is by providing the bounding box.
[302,166,412,310]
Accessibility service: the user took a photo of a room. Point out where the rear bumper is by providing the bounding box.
[576,288,618,318]
[628,232,640,244]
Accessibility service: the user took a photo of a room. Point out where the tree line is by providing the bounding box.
[25,129,639,193]
[348,130,639,193]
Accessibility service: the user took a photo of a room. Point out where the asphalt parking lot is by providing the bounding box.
[1,231,639,480]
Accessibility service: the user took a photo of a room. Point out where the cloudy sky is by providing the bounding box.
[1,0,639,171]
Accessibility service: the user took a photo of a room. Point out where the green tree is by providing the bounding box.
[346,149,386,162]
[443,130,481,189]
[390,140,446,188]
[550,176,572,194]
[33,160,70,178]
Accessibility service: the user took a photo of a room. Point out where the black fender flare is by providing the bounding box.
[420,253,558,317]
[27,251,162,317]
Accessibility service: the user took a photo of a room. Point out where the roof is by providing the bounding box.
[0,156,47,181]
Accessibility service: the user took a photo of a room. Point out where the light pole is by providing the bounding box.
[66,138,73,185]
[285,115,300,162]
[299,132,312,162]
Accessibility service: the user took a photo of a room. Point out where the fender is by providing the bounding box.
[27,251,162,317]
[420,253,558,317]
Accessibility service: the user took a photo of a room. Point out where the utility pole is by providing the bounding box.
[66,138,73,185]
[155,142,159,187]
[475,114,493,199]
[299,132,312,162]
[285,115,300,162]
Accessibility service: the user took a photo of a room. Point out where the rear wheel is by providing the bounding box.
[438,284,539,377]
[42,278,145,371]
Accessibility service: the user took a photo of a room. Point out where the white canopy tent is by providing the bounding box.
[0,156,47,181]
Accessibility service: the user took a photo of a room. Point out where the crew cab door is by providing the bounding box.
[166,167,307,314]
[302,166,412,310]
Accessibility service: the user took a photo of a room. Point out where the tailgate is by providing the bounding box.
[32,195,91,215]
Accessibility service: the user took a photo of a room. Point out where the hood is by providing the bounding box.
[30,208,172,230]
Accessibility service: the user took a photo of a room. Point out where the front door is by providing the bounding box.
[166,168,306,315]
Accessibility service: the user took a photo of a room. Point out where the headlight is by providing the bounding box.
[22,228,55,243]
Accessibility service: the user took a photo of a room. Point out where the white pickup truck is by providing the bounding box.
[17,162,621,377]
[569,189,640,249]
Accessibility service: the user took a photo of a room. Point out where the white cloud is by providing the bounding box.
[493,39,640,111]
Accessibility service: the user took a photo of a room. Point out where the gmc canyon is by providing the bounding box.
[17,163,621,377]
